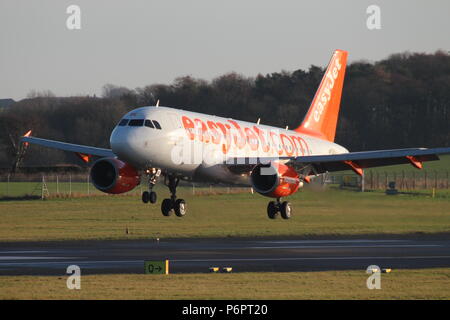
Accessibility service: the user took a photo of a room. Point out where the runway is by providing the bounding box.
[1,237,450,275]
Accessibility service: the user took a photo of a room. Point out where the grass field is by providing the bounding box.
[1,268,449,299]
[0,185,449,241]
[0,181,114,198]
[1,176,449,300]
[0,155,448,198]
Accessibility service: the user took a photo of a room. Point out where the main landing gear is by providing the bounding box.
[161,175,186,217]
[267,198,292,220]
[141,170,187,218]
[142,168,160,204]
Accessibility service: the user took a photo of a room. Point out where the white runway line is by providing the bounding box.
[0,256,79,261]
[1,256,449,269]
[0,251,49,254]
[257,240,410,244]
[172,255,450,262]
[246,244,442,249]
[0,260,140,267]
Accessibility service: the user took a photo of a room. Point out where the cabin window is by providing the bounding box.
[128,119,144,126]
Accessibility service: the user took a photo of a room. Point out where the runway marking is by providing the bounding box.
[2,255,449,267]
[0,260,140,267]
[0,256,79,261]
[0,251,49,254]
[257,240,410,244]
[247,244,442,249]
[172,255,450,262]
[0,255,449,272]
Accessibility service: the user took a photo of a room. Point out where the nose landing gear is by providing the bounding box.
[267,198,292,220]
[161,175,186,217]
[142,168,160,204]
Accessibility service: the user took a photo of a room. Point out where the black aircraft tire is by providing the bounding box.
[149,191,157,204]
[280,201,292,220]
[161,199,173,216]
[142,191,149,204]
[267,201,278,219]
[174,199,187,217]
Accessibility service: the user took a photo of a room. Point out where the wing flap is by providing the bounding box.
[303,152,440,174]
[223,147,450,175]
[293,148,447,175]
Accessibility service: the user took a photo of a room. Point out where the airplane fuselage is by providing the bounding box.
[110,106,348,184]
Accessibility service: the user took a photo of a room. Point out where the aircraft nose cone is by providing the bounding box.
[110,128,140,161]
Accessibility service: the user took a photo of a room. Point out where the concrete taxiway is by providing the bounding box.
[0,237,450,275]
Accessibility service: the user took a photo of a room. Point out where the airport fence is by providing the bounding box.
[0,170,448,200]
[327,170,450,191]
[0,173,253,200]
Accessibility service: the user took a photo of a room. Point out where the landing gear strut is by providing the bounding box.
[161,175,186,217]
[142,168,160,204]
[267,198,292,220]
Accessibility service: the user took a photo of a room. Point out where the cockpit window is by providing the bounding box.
[118,119,129,126]
[144,119,162,129]
[153,120,162,130]
[128,119,144,126]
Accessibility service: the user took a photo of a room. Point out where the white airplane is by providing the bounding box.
[22,50,450,219]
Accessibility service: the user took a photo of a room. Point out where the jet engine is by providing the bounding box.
[90,158,140,194]
[250,162,301,198]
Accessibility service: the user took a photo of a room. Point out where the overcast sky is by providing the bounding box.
[1,0,449,100]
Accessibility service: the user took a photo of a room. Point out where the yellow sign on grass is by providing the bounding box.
[144,260,169,275]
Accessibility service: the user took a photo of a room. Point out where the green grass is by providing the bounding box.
[0,181,246,198]
[1,184,449,300]
[1,155,448,198]
[1,269,449,299]
[0,187,449,241]
[0,181,119,198]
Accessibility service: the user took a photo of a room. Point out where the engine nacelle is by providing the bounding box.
[90,158,140,194]
[250,162,301,198]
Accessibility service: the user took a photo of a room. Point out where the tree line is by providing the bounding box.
[0,50,449,168]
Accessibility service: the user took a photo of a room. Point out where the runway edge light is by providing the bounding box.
[366,267,392,274]
[209,267,220,273]
[367,267,380,274]
[221,267,233,273]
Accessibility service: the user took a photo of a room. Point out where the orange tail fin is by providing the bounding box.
[294,50,348,142]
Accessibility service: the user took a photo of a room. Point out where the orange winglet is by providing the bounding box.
[23,130,32,147]
[343,160,363,176]
[406,155,423,169]
[75,152,91,163]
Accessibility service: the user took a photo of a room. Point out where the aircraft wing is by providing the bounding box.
[21,136,115,158]
[225,147,450,176]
